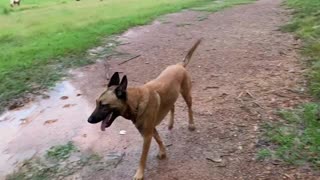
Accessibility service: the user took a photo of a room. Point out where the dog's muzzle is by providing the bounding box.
[88,111,119,131]
[87,116,95,123]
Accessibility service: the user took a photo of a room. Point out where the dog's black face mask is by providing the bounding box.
[87,72,127,131]
[87,101,120,131]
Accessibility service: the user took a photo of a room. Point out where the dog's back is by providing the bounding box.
[144,39,201,124]
[145,38,202,93]
[146,38,202,89]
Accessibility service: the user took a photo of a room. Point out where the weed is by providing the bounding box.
[6,142,105,180]
[1,7,11,15]
[46,141,76,161]
[257,148,272,161]
[6,157,58,180]
[197,15,209,21]
[259,103,320,169]
[192,0,256,12]
[283,0,320,97]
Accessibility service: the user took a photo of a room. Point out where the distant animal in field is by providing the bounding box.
[10,0,21,7]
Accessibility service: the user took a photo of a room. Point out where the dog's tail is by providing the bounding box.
[181,38,202,67]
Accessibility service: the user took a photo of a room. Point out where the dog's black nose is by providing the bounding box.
[88,116,94,123]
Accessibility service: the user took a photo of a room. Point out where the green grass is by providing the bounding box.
[46,141,76,161]
[282,0,320,96]
[257,0,320,170]
[192,0,255,12]
[6,142,102,180]
[256,148,272,161]
[0,0,257,111]
[0,0,213,111]
[260,103,320,168]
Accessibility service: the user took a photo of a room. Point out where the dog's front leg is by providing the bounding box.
[134,134,153,180]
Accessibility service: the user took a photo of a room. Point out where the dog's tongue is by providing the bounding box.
[100,113,112,131]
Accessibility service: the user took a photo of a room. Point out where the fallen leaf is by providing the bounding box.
[43,119,58,125]
[203,86,219,90]
[8,102,24,110]
[76,90,82,96]
[63,104,76,108]
[206,157,222,163]
[42,94,50,99]
[60,96,69,100]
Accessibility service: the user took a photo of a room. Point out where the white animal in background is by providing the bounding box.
[10,0,21,7]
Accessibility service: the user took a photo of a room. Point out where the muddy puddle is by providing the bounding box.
[0,81,91,177]
[0,16,165,179]
[0,77,142,179]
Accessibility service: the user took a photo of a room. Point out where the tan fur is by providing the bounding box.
[99,86,125,110]
[98,39,201,180]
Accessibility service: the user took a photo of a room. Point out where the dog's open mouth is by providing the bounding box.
[100,112,118,131]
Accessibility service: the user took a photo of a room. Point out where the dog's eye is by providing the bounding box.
[100,103,110,110]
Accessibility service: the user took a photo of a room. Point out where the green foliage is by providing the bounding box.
[0,0,211,112]
[192,0,256,12]
[260,103,320,168]
[283,0,320,97]
[273,2,320,167]
[1,6,11,15]
[46,141,76,161]
[6,142,103,180]
[257,148,272,160]
[6,158,58,180]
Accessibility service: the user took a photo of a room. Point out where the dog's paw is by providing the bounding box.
[157,152,167,160]
[188,124,196,131]
[168,124,173,130]
[133,170,144,180]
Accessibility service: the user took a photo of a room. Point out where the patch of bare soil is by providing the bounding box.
[65,0,320,179]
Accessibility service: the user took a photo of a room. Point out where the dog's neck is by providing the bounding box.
[121,87,143,123]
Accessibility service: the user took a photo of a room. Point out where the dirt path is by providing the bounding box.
[1,0,318,179]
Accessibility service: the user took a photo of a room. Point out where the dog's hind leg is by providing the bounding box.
[181,74,195,131]
[168,105,175,130]
[153,128,166,159]
[182,92,195,131]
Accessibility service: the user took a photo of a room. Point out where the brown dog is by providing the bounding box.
[88,39,202,180]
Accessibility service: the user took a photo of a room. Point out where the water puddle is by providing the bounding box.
[0,81,93,178]
[0,78,139,179]
[0,17,170,178]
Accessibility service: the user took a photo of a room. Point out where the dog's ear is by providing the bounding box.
[108,72,120,87]
[115,75,128,100]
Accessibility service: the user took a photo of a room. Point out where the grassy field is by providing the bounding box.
[258,0,320,169]
[282,0,320,96]
[258,104,320,168]
[0,0,257,111]
[0,0,213,111]
[192,0,254,12]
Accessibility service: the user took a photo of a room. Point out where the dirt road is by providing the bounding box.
[1,0,318,179]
